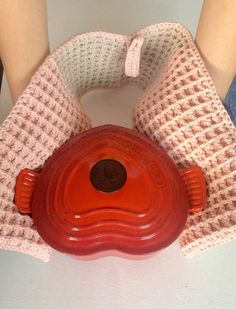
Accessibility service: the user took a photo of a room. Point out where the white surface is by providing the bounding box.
[1,1,236,309]
[0,242,236,309]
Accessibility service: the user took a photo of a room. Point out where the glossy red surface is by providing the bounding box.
[32,125,189,256]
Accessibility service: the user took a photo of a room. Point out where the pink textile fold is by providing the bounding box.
[0,23,235,261]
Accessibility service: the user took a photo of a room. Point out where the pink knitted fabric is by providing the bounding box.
[133,24,236,256]
[0,23,235,261]
[0,59,91,261]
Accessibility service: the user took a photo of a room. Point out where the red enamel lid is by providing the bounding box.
[32,125,189,256]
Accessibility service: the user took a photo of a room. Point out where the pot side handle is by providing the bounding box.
[179,166,206,213]
[14,166,206,215]
[14,168,40,215]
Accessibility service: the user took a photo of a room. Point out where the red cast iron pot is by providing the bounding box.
[14,125,206,258]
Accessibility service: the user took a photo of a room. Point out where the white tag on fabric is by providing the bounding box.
[125,36,144,78]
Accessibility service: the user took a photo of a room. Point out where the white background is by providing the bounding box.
[1,1,236,308]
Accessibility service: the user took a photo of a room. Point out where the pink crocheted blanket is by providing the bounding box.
[0,23,235,262]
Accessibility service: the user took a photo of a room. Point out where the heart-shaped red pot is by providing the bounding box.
[15,125,206,258]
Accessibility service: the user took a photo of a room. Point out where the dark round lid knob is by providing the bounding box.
[90,159,127,193]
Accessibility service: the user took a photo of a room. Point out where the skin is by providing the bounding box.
[0,0,49,103]
[195,0,236,100]
[0,0,236,103]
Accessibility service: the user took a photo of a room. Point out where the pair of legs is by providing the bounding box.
[0,0,236,115]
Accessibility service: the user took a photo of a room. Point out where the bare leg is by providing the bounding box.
[195,0,236,100]
[0,0,49,103]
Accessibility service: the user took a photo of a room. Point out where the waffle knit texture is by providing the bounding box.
[0,23,235,261]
